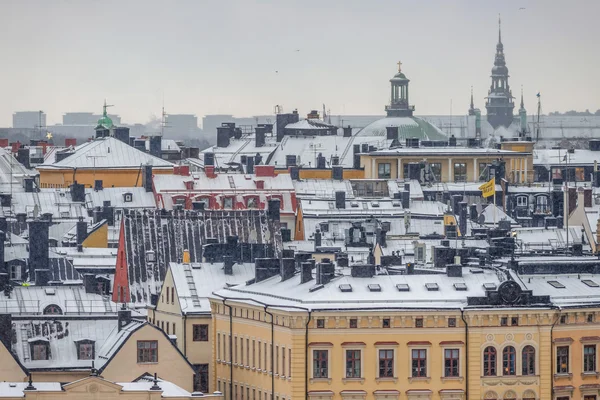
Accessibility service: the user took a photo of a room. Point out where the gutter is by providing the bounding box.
[550,306,562,400]
[304,310,312,400]
[219,298,233,400]
[263,306,275,400]
[460,309,469,400]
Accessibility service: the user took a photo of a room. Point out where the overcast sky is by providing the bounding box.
[1,0,599,126]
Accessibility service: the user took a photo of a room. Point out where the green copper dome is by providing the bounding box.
[96,115,113,129]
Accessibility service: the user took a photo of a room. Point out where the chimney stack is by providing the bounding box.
[335,191,345,209]
[280,258,295,281]
[118,306,132,331]
[223,256,234,275]
[300,262,313,284]
[314,229,322,251]
[28,220,49,283]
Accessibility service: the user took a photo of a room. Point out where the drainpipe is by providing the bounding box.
[221,298,233,400]
[264,305,275,400]
[460,309,469,400]
[183,314,187,356]
[304,310,312,400]
[550,307,561,400]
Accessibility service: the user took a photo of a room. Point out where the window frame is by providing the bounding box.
[378,348,395,378]
[137,340,158,363]
[193,324,209,341]
[30,341,50,361]
[345,349,362,378]
[522,345,536,376]
[194,363,209,393]
[377,163,392,179]
[556,345,570,374]
[483,346,497,376]
[411,348,427,378]
[502,346,516,376]
[76,340,95,360]
[444,348,460,377]
[312,349,329,379]
[584,344,597,373]
[453,162,467,182]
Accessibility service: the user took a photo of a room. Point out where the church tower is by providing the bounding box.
[485,16,514,129]
[385,61,414,117]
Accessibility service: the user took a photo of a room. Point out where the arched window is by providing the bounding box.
[522,346,535,375]
[43,304,62,315]
[502,346,516,375]
[483,346,497,376]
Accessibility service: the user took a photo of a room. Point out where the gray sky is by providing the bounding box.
[1,0,599,126]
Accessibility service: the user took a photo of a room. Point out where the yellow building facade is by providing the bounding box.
[359,142,534,184]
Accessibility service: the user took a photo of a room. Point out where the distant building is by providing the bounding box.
[12,111,45,130]
[166,114,199,137]
[62,112,121,125]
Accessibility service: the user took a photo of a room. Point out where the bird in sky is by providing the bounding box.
[519,7,526,10]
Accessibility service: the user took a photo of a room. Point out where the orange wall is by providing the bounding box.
[39,168,173,189]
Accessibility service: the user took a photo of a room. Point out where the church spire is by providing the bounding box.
[498,14,502,44]
[520,86,524,110]
[486,15,514,129]
[468,86,476,116]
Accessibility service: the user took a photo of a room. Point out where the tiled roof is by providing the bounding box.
[38,137,174,170]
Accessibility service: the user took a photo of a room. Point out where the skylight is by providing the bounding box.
[368,284,382,292]
[351,201,359,208]
[453,283,468,291]
[548,280,566,289]
[339,284,353,293]
[396,283,410,292]
[483,283,497,291]
[582,279,600,288]
[425,283,439,291]
[371,201,380,208]
[392,201,401,207]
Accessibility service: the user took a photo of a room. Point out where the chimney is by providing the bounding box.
[584,188,593,208]
[343,126,352,137]
[386,126,399,141]
[223,256,234,275]
[149,135,162,158]
[300,262,313,284]
[76,218,87,247]
[255,126,266,147]
[267,199,280,221]
[446,264,462,277]
[204,152,215,167]
[448,135,457,147]
[118,306,132,331]
[289,166,300,180]
[377,228,387,247]
[16,148,30,169]
[316,261,334,285]
[459,201,467,238]
[83,274,97,293]
[332,166,343,180]
[0,314,12,352]
[469,204,478,220]
[0,195,11,207]
[255,165,275,177]
[316,153,326,169]
[35,269,50,286]
[255,180,265,190]
[254,258,280,283]
[353,144,361,169]
[0,139,8,148]
[402,191,410,209]
[314,229,322,251]
[216,127,231,148]
[23,178,34,193]
[205,166,217,179]
[142,165,153,192]
[28,220,49,282]
[246,156,254,174]
[113,127,129,144]
[280,258,295,281]
[335,191,345,209]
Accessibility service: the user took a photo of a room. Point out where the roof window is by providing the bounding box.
[548,280,566,289]
[339,284,352,293]
[396,283,410,292]
[582,279,599,288]
[453,283,467,291]
[368,284,381,292]
[425,283,439,291]
[483,283,497,290]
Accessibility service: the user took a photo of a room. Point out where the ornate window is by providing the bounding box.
[378,349,394,377]
[483,346,497,376]
[43,304,62,315]
[502,346,516,375]
[584,345,596,373]
[556,346,569,373]
[411,349,427,377]
[444,349,460,377]
[522,345,535,375]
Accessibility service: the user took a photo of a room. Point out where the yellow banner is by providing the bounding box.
[479,177,496,198]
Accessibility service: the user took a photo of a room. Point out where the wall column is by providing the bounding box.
[397,159,403,180]
[372,158,376,178]
[448,158,453,182]
[473,158,478,181]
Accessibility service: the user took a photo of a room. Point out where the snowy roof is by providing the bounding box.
[514,227,586,252]
[153,171,295,192]
[300,198,447,217]
[0,147,37,194]
[534,148,600,167]
[170,262,256,314]
[85,187,156,209]
[366,147,530,157]
[0,285,118,315]
[479,204,517,226]
[0,382,62,396]
[284,118,336,130]
[517,273,600,307]
[212,268,503,311]
[1,189,88,219]
[38,137,175,170]
[144,138,181,153]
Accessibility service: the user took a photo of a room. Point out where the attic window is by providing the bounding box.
[43,304,62,315]
[582,279,600,288]
[339,284,352,293]
[396,283,410,292]
[453,283,468,291]
[548,280,566,289]
[350,201,359,208]
[392,200,401,207]
[425,283,439,291]
[123,192,133,203]
[483,283,497,291]
[30,340,50,361]
[44,288,56,295]
[371,201,380,208]
[75,340,95,360]
[368,284,381,292]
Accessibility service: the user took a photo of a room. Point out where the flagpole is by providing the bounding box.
[494,189,497,227]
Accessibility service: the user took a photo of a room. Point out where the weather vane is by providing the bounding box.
[397,61,402,73]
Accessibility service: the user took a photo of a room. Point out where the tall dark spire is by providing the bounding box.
[468,86,476,116]
[486,14,515,129]
[520,86,524,110]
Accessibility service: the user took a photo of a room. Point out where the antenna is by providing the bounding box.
[536,93,542,142]
[35,110,46,139]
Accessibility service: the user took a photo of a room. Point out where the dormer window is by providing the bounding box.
[75,340,95,360]
[246,196,259,209]
[43,304,62,315]
[30,339,50,361]
[516,196,528,207]
[223,197,234,209]
[123,192,133,203]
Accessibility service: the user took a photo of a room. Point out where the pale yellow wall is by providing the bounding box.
[101,324,195,392]
[31,371,88,383]
[39,168,173,189]
[0,343,27,382]
[82,222,109,248]
[360,153,533,184]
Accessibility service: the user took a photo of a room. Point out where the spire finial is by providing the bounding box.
[520,85,524,108]
[470,86,474,109]
[498,13,502,44]
[397,60,402,73]
[103,99,107,117]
